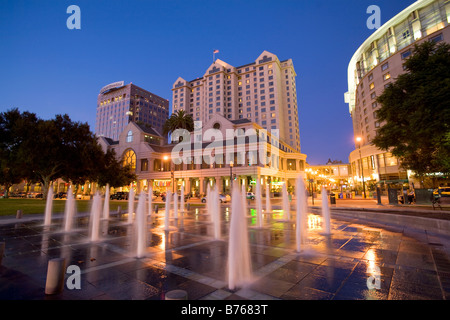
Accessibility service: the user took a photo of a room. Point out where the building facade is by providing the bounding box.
[306,162,352,194]
[99,115,307,196]
[96,81,169,141]
[345,0,450,190]
[172,51,301,152]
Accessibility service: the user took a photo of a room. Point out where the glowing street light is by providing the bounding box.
[355,136,366,199]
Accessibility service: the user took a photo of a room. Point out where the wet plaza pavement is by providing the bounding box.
[1,205,450,300]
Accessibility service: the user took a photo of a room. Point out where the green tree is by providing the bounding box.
[162,110,194,141]
[372,41,450,184]
[96,148,136,188]
[0,109,40,197]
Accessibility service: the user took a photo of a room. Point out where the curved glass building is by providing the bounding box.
[345,0,450,190]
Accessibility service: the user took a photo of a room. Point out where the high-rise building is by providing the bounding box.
[96,81,169,140]
[345,0,450,188]
[172,51,301,152]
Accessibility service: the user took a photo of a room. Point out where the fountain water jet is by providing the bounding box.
[63,186,76,232]
[282,183,290,220]
[180,184,185,213]
[102,184,110,220]
[206,184,212,219]
[295,175,308,252]
[241,183,247,216]
[265,184,271,213]
[135,191,148,258]
[173,191,178,219]
[164,191,172,231]
[44,186,54,226]
[127,188,135,224]
[89,192,102,242]
[321,186,331,234]
[228,187,252,290]
[255,178,263,228]
[148,186,153,217]
[210,185,220,239]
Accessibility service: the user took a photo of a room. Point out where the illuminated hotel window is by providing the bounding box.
[369,83,375,90]
[383,73,391,81]
[123,149,136,171]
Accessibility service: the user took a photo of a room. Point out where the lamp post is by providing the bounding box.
[229,161,234,189]
[163,155,174,193]
[356,137,366,199]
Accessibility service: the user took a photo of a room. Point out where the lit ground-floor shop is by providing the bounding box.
[133,166,306,198]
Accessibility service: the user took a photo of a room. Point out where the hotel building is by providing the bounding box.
[172,51,301,152]
[95,81,169,141]
[345,0,450,190]
[96,52,307,196]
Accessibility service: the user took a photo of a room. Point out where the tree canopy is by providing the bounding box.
[372,41,450,180]
[0,109,136,197]
[162,109,194,139]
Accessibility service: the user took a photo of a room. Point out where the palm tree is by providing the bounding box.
[162,110,194,141]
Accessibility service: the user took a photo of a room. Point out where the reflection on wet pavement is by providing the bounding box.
[1,206,450,300]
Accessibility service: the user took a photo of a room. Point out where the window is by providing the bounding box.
[402,29,410,40]
[126,130,133,142]
[368,74,373,81]
[123,149,136,171]
[401,50,411,60]
[431,34,443,43]
[369,83,375,90]
[381,62,389,71]
[141,159,148,171]
[383,73,391,81]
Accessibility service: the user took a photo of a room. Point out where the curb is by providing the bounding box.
[312,206,450,236]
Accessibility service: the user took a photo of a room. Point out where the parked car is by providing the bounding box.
[433,187,450,198]
[201,194,231,203]
[110,192,129,200]
[76,194,90,200]
[54,192,67,199]
[246,192,255,200]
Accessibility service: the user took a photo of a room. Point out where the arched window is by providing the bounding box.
[126,130,133,142]
[123,149,136,171]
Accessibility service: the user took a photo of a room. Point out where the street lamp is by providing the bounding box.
[163,155,174,193]
[230,161,234,189]
[355,136,367,199]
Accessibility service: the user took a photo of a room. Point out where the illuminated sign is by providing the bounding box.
[100,81,125,94]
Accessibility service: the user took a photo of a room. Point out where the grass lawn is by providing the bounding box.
[0,198,128,216]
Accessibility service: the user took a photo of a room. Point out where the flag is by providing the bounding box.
[213,49,219,53]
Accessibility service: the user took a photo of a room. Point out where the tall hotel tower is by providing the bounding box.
[172,51,301,152]
[96,81,169,140]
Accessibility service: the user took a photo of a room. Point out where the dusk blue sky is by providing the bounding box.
[0,0,415,165]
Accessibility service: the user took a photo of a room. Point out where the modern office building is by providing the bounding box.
[95,81,169,141]
[172,51,301,152]
[345,0,450,190]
